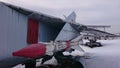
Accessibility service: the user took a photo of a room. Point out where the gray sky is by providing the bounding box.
[1,0,120,34]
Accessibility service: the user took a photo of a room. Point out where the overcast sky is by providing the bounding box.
[0,0,120,34]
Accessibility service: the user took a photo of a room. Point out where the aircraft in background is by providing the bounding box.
[57,11,119,48]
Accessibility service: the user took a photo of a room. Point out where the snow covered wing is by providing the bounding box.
[83,28,119,37]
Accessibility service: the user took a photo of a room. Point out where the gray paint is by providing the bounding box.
[56,23,79,41]
[0,3,28,59]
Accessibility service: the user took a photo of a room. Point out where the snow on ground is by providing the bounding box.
[13,39,120,68]
[80,39,120,68]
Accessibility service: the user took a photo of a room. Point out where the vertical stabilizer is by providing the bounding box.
[55,23,79,41]
[65,11,76,23]
[55,11,79,41]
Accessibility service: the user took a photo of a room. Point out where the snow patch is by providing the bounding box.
[80,39,120,68]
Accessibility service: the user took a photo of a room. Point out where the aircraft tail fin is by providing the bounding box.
[65,11,76,23]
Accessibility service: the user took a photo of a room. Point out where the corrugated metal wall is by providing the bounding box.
[0,3,28,59]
